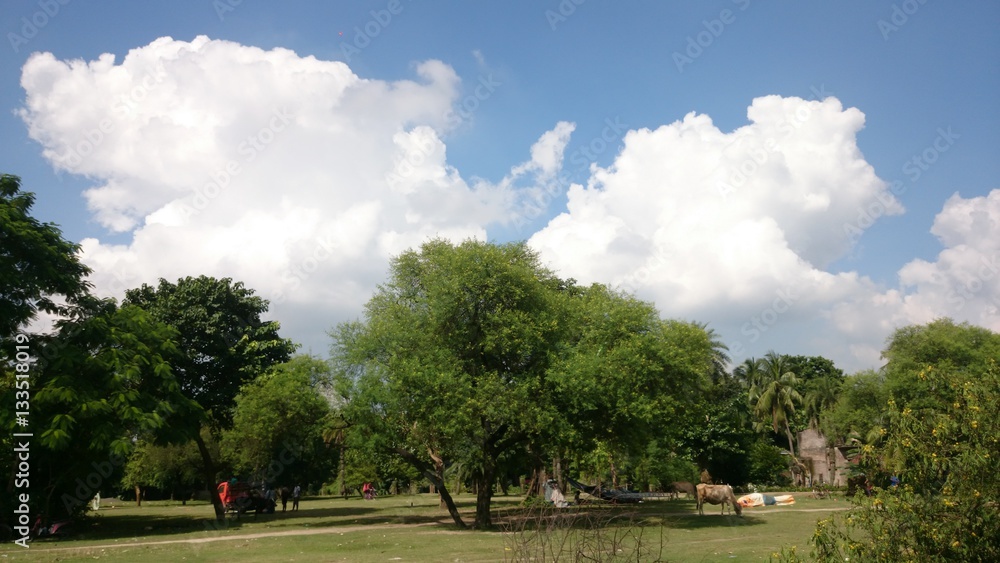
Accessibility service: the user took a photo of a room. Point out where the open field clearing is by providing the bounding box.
[2,493,850,562]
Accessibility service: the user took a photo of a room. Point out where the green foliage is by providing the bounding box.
[335,240,715,527]
[635,443,699,489]
[32,302,197,454]
[677,376,756,485]
[807,325,1000,562]
[549,285,712,459]
[820,369,888,446]
[335,239,564,527]
[882,318,1000,410]
[749,352,803,453]
[782,355,845,430]
[221,355,335,486]
[2,302,196,517]
[0,173,92,338]
[121,438,205,498]
[747,440,790,486]
[124,275,296,428]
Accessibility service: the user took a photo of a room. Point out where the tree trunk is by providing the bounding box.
[474,457,495,529]
[194,432,225,521]
[135,485,142,508]
[394,447,466,528]
[784,423,796,457]
[609,453,619,489]
[337,443,347,497]
[434,455,447,509]
[527,465,546,498]
[553,455,563,493]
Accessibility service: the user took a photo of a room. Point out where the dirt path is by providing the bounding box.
[23,521,444,554]
[22,506,850,554]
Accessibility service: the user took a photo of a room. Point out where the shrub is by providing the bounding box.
[801,361,999,562]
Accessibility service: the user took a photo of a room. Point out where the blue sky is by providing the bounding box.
[3,1,998,371]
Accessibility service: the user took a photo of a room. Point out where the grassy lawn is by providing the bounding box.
[0,493,849,561]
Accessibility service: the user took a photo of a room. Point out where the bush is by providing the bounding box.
[499,504,666,562]
[747,440,790,486]
[801,361,1000,562]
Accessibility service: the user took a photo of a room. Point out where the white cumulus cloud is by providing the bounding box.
[19,36,570,352]
[528,96,995,371]
[20,38,997,371]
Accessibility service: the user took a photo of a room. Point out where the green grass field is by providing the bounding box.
[1,493,850,562]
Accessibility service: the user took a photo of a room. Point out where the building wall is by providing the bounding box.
[797,428,850,486]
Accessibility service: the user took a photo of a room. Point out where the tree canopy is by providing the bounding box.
[222,355,336,487]
[5,300,195,517]
[124,276,296,426]
[0,173,91,338]
[122,275,296,519]
[333,239,715,528]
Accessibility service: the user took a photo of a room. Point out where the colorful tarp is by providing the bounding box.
[736,493,795,507]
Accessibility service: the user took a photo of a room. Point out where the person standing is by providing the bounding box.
[292,484,301,511]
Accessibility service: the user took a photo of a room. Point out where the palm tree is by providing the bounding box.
[734,357,764,390]
[803,376,842,428]
[694,322,731,383]
[322,416,351,496]
[750,351,803,454]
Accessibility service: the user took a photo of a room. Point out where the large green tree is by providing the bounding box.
[548,284,713,486]
[334,240,716,528]
[333,240,563,528]
[123,276,295,519]
[222,355,335,488]
[881,318,1000,410]
[3,301,196,518]
[0,173,91,338]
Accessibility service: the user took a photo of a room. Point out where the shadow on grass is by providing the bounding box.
[67,504,386,542]
[663,513,766,530]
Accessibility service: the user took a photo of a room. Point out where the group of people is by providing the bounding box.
[256,482,302,512]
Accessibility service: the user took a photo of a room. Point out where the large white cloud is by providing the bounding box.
[20,36,570,350]
[528,96,997,372]
[20,37,997,371]
[830,190,1000,349]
